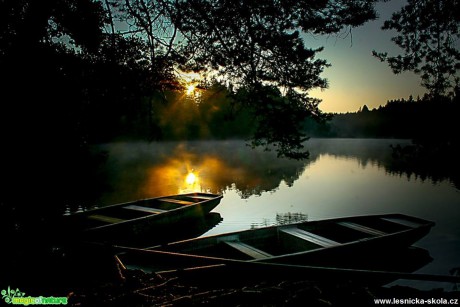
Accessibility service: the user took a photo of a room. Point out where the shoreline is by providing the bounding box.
[68,267,460,306]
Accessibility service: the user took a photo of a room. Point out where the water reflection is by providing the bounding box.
[276,212,309,225]
[185,172,197,185]
[97,141,310,206]
[249,212,309,229]
[71,139,460,290]
[91,139,460,208]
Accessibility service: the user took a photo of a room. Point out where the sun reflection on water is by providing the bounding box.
[121,141,306,201]
[185,172,197,185]
[181,170,201,193]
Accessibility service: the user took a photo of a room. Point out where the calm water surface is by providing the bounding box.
[91,139,460,290]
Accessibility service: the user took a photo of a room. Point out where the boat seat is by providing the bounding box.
[381,218,421,228]
[188,195,215,200]
[224,241,272,259]
[280,227,339,248]
[337,221,386,236]
[87,214,125,224]
[159,198,195,206]
[123,205,166,214]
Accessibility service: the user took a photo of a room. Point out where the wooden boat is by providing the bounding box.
[64,192,223,244]
[117,213,435,274]
[116,245,453,286]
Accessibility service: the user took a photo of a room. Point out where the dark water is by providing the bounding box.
[84,139,459,291]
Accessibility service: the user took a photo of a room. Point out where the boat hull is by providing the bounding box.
[65,193,223,245]
[118,213,435,278]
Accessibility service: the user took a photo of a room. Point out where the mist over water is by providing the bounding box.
[88,138,459,291]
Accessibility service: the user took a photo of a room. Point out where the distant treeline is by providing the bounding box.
[111,89,460,142]
[120,90,460,143]
[305,94,460,140]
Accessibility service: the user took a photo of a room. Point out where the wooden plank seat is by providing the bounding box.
[159,198,195,205]
[87,214,125,224]
[337,221,386,236]
[381,217,422,228]
[123,205,166,214]
[188,195,215,200]
[224,241,272,259]
[280,227,340,248]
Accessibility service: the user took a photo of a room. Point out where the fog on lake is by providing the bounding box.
[80,138,459,291]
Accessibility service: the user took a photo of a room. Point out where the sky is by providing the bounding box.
[306,1,426,114]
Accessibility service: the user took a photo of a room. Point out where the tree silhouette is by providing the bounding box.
[0,0,110,213]
[168,0,379,158]
[0,0,106,55]
[118,0,181,88]
[373,0,460,98]
[42,0,377,158]
[0,0,382,167]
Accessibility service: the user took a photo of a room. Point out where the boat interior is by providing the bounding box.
[71,193,218,229]
[158,215,429,261]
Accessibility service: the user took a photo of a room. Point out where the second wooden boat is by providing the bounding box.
[118,213,435,273]
[64,192,223,244]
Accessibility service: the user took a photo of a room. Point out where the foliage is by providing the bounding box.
[0,0,381,161]
[168,0,379,158]
[92,0,379,158]
[172,0,379,84]
[0,0,112,213]
[373,0,460,98]
[235,86,325,159]
[115,0,182,88]
[0,0,107,54]
[149,82,254,140]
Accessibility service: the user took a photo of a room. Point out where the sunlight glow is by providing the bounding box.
[186,84,196,95]
[176,69,206,100]
[185,172,197,185]
[140,150,255,196]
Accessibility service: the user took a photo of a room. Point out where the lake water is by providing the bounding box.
[90,139,460,290]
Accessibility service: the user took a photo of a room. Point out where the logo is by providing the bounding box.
[1,287,67,305]
[1,287,25,304]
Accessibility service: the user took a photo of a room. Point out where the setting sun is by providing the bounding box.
[175,70,207,99]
